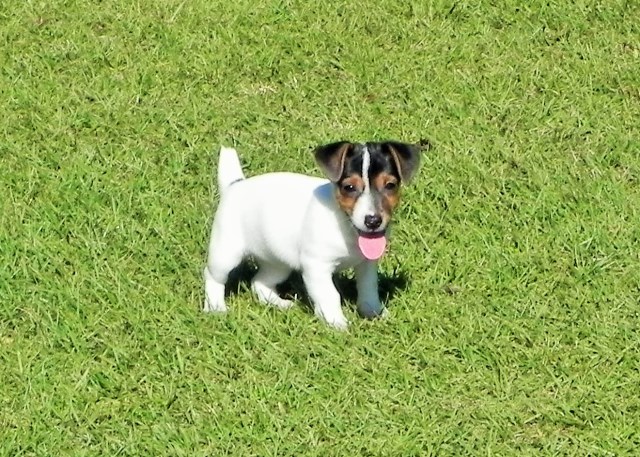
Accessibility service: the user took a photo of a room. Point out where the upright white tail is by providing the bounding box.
[217,146,245,196]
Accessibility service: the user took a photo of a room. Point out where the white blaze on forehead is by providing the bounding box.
[361,146,371,191]
[351,146,376,232]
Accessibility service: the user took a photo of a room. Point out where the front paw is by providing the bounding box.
[357,301,385,319]
[315,308,349,331]
[327,314,349,331]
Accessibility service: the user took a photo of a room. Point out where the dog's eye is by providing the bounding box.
[342,184,357,193]
[384,181,398,191]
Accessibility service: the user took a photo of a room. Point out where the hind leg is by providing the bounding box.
[203,227,244,313]
[251,262,294,309]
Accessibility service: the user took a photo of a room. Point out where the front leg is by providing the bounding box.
[302,264,348,330]
[355,261,385,318]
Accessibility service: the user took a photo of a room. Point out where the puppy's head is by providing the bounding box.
[315,141,422,259]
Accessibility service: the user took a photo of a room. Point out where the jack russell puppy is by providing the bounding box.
[203,141,422,330]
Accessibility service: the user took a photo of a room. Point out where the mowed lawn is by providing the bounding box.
[2,0,640,455]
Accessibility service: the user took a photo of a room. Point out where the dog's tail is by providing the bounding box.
[217,146,245,196]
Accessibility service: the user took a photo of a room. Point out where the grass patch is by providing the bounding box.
[1,0,640,455]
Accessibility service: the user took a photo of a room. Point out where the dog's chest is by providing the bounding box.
[299,220,363,271]
[335,251,364,271]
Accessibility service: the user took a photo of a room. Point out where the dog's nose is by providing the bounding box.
[364,214,383,230]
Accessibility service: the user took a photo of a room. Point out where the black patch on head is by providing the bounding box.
[317,140,423,184]
[339,144,365,181]
[365,143,402,183]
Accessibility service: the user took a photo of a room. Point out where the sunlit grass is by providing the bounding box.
[1,0,639,455]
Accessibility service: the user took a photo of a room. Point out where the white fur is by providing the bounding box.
[217,146,245,194]
[351,146,376,232]
[361,146,371,189]
[203,147,384,330]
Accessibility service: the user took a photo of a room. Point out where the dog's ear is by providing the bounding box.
[314,141,353,182]
[385,141,425,183]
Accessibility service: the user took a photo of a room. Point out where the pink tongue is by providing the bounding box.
[357,234,387,260]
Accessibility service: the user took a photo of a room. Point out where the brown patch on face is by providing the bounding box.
[335,175,364,215]
[372,173,400,224]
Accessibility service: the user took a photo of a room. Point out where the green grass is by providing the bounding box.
[2,0,640,455]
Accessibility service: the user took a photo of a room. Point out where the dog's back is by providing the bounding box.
[215,171,330,269]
